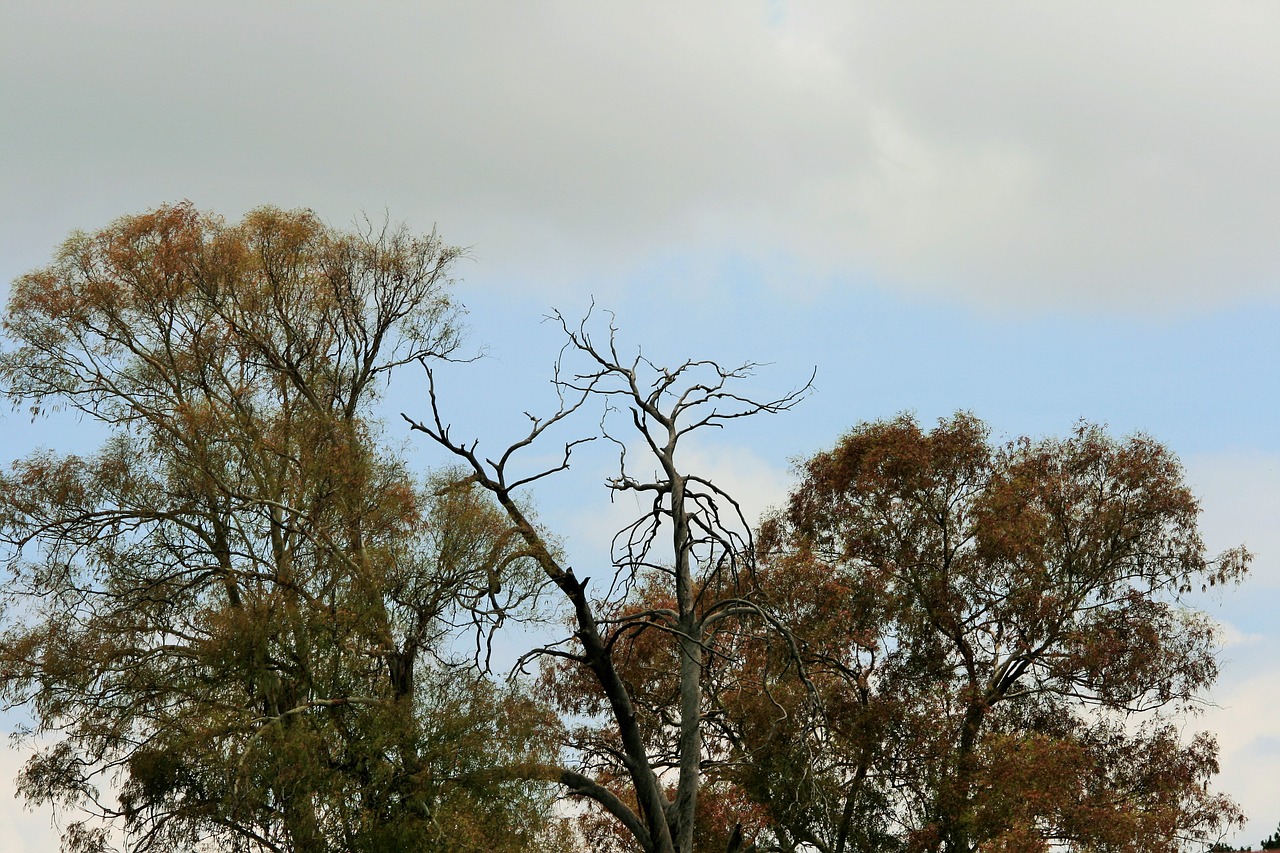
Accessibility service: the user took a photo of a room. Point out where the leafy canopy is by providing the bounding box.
[587,413,1248,853]
[0,204,562,853]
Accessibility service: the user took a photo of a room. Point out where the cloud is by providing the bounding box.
[0,742,60,852]
[675,440,795,529]
[4,2,1279,313]
[1183,451,1280,843]
[801,4,1280,312]
[1201,664,1280,846]
[1218,619,1267,649]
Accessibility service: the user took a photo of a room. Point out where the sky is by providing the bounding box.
[1,1,1278,848]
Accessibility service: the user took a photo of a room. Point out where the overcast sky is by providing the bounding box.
[2,2,1278,848]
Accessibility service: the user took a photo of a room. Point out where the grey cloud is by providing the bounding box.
[3,1,1278,311]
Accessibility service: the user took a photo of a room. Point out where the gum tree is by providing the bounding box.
[0,204,562,853]
[722,414,1248,853]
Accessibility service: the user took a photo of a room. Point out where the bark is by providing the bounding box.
[404,313,810,853]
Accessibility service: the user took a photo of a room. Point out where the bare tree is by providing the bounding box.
[403,309,812,853]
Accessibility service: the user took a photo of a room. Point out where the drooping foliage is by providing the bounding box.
[731,413,1248,853]
[0,204,563,853]
[0,204,1251,853]
[576,413,1248,853]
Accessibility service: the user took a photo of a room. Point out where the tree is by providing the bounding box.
[403,312,811,853]
[0,204,564,852]
[717,413,1247,853]
[1263,822,1280,850]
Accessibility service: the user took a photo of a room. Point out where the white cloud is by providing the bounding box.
[1182,451,1280,844]
[4,2,1279,313]
[1201,663,1280,847]
[676,440,794,529]
[1218,619,1267,649]
[0,742,61,853]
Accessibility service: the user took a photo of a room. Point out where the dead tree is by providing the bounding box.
[403,309,811,853]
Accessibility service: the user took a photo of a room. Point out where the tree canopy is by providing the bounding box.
[0,204,563,852]
[721,414,1246,852]
[0,205,1251,853]
[567,413,1249,853]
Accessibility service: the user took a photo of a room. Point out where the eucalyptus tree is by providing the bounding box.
[0,204,562,853]
[721,414,1248,853]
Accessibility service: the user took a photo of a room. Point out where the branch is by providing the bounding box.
[469,762,653,852]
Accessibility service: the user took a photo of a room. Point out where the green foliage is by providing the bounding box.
[0,204,562,852]
[0,204,1251,853]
